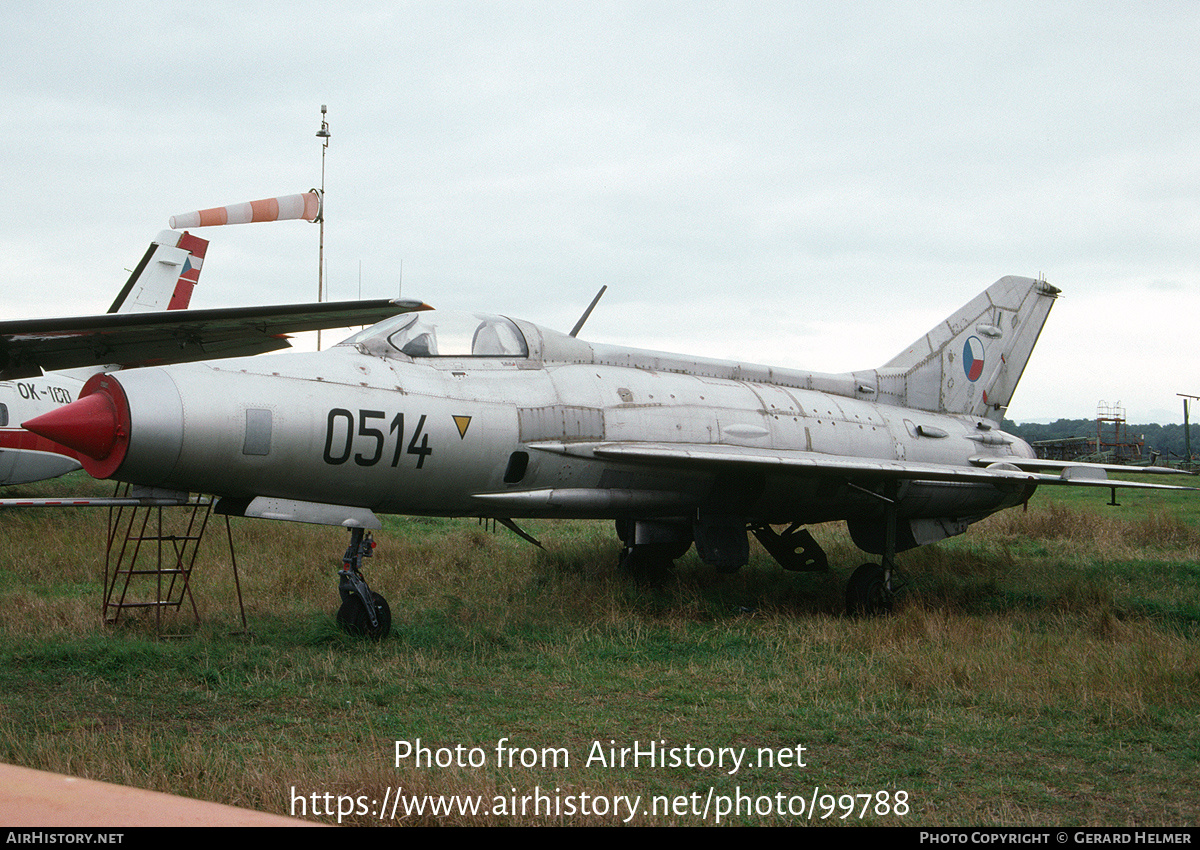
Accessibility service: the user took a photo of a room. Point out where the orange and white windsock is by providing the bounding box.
[169,192,321,229]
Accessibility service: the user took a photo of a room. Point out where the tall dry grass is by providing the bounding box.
[989,501,1200,558]
[1,485,1198,824]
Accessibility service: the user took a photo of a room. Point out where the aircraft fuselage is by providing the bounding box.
[87,317,1036,540]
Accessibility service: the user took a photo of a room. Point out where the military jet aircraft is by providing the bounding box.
[23,275,1195,635]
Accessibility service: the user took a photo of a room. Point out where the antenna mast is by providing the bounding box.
[315,104,331,349]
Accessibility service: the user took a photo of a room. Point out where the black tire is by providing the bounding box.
[662,539,693,560]
[618,545,674,585]
[845,562,893,617]
[615,521,691,559]
[337,591,392,640]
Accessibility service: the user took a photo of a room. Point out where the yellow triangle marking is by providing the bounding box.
[453,415,472,439]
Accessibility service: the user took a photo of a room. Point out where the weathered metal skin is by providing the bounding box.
[83,305,1036,535]
[33,270,1200,615]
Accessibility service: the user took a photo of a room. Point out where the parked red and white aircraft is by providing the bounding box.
[0,230,209,484]
[0,218,422,488]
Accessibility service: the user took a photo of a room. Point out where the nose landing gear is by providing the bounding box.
[337,527,391,640]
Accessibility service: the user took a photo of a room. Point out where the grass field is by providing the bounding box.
[0,473,1197,825]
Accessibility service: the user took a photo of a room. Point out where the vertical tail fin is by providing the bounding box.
[106,230,209,314]
[874,276,1060,422]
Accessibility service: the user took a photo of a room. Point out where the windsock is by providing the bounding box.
[169,192,321,228]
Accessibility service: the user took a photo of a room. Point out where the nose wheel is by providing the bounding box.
[337,528,391,640]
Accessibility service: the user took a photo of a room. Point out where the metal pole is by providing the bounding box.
[1178,394,1198,468]
[316,105,331,350]
[1185,398,1192,466]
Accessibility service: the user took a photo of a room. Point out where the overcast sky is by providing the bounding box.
[3,2,1198,423]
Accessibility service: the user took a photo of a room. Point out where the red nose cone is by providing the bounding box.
[22,375,132,480]
[23,391,121,460]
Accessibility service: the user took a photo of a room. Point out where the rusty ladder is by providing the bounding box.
[102,483,246,633]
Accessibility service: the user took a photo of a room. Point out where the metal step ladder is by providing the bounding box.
[102,484,245,633]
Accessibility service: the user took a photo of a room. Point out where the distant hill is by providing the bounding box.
[1003,418,1200,464]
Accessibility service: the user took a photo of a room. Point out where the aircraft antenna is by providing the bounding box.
[315,104,331,349]
[569,285,607,337]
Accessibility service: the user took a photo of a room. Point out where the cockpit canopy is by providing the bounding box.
[340,311,529,359]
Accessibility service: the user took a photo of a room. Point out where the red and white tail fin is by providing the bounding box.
[106,230,209,314]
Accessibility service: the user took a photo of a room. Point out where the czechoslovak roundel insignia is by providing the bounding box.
[963,336,985,382]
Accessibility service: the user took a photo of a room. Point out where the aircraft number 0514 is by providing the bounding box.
[323,408,432,469]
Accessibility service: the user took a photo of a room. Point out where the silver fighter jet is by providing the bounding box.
[23,275,1195,637]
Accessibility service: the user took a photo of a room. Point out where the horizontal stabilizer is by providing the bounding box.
[969,456,1195,477]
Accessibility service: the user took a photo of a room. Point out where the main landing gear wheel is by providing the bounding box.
[615,521,687,585]
[336,527,391,640]
[845,562,893,617]
[338,591,392,641]
[618,544,677,585]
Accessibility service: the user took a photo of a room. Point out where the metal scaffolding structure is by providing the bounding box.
[1093,401,1143,463]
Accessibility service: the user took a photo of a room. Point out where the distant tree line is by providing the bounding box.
[1002,418,1200,463]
